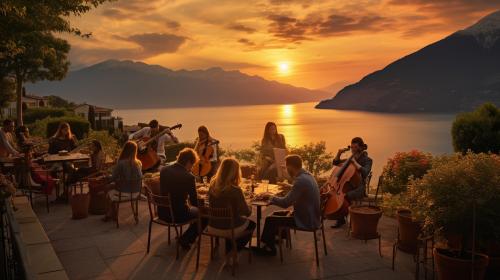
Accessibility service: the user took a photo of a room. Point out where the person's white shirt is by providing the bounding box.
[128,127,178,158]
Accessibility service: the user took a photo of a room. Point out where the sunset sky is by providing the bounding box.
[65,0,500,89]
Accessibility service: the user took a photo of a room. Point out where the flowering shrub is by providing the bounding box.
[407,152,500,249]
[381,150,433,194]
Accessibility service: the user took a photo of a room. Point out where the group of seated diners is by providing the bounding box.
[0,117,374,263]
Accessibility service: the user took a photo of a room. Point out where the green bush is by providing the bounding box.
[225,141,261,164]
[24,107,69,124]
[46,117,90,139]
[407,152,500,250]
[289,141,333,177]
[452,103,500,154]
[381,150,432,194]
[87,130,120,161]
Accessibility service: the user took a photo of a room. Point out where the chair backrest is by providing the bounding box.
[145,186,175,222]
[115,177,143,194]
[199,205,235,232]
[364,171,373,196]
[372,175,383,206]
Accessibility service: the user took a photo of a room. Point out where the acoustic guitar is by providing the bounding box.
[136,123,182,171]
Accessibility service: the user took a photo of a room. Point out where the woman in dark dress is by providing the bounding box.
[258,122,286,184]
[48,122,77,154]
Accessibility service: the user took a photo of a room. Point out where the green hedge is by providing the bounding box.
[452,103,500,154]
[46,117,90,140]
[24,108,69,124]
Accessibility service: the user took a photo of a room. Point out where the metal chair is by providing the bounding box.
[195,206,252,276]
[392,212,435,280]
[111,178,142,228]
[278,194,328,267]
[145,187,197,259]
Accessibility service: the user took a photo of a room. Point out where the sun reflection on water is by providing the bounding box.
[279,104,299,146]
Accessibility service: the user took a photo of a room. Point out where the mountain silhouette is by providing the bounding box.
[28,60,330,109]
[316,10,500,113]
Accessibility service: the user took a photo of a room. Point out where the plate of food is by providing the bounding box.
[58,150,69,156]
[253,192,273,202]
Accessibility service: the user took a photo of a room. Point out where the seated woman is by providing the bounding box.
[258,122,286,184]
[103,141,143,221]
[68,140,106,184]
[15,126,56,196]
[193,125,219,180]
[48,122,77,154]
[208,158,256,261]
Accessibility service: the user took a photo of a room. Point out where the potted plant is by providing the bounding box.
[349,205,383,241]
[407,152,500,280]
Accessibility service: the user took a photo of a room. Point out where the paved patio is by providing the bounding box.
[34,199,425,280]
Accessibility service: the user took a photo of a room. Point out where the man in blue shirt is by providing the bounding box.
[254,155,321,256]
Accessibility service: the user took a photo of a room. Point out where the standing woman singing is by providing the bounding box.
[258,122,286,184]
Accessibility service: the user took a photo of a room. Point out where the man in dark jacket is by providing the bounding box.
[158,148,205,249]
[255,154,321,256]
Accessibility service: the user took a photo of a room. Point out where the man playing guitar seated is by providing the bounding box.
[128,119,179,164]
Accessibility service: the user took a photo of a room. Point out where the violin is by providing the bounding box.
[322,147,365,217]
[192,139,219,177]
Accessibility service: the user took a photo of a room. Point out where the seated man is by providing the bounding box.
[254,155,321,256]
[158,148,206,249]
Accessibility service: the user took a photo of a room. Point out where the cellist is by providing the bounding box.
[193,126,220,180]
[329,137,372,228]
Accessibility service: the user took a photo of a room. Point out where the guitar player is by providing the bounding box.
[129,119,179,164]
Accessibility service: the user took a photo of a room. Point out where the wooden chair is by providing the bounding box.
[278,194,328,267]
[195,206,252,276]
[111,178,143,228]
[145,187,197,259]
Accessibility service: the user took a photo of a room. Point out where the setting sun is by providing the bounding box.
[277,62,291,75]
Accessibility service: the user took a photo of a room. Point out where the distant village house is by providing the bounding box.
[1,90,50,118]
[73,103,123,131]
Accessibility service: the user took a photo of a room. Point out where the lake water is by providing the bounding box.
[116,102,456,181]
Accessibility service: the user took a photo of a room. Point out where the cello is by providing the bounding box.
[192,139,219,177]
[136,123,182,171]
[322,148,364,217]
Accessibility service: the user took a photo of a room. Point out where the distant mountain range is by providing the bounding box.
[316,10,500,113]
[27,60,330,109]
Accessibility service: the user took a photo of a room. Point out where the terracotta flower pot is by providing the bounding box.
[434,248,489,280]
[349,205,382,240]
[396,209,422,254]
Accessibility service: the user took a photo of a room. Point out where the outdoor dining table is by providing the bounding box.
[196,182,284,248]
[43,152,90,200]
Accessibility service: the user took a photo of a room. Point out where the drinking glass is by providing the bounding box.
[262,179,269,192]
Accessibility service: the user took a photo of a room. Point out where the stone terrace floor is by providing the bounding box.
[34,199,428,280]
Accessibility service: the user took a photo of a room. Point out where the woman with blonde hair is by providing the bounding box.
[208,158,256,259]
[48,122,77,154]
[103,141,143,221]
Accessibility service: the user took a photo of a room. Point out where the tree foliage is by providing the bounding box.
[452,103,500,154]
[0,0,112,125]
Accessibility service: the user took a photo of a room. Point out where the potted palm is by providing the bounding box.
[408,152,500,280]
